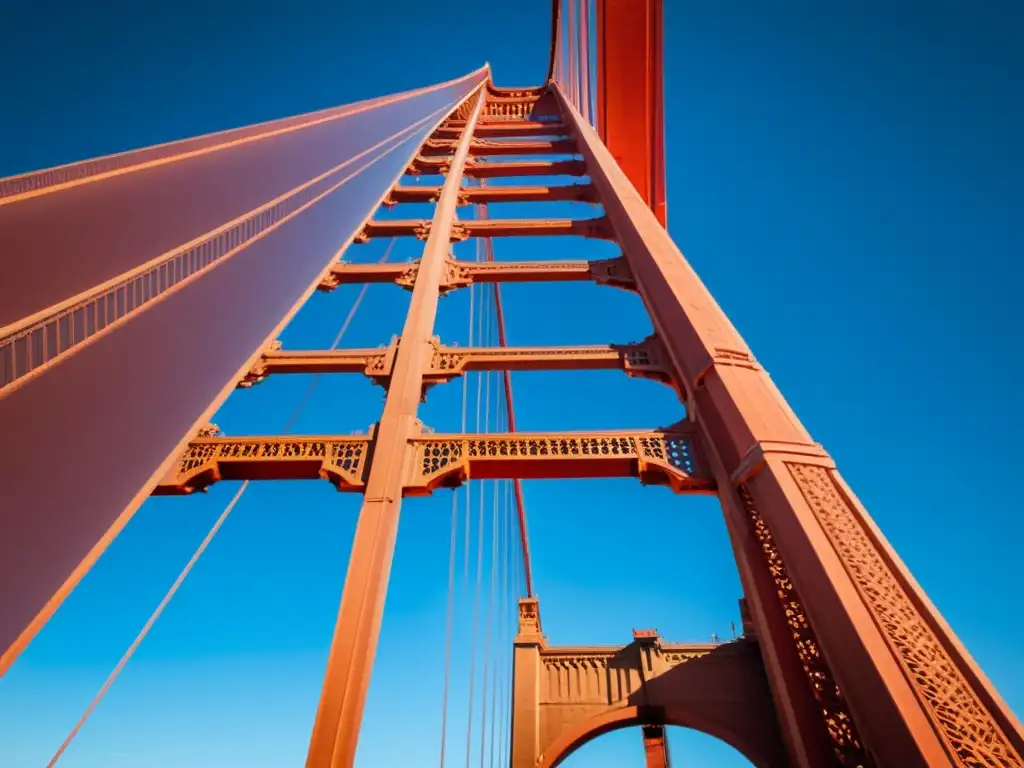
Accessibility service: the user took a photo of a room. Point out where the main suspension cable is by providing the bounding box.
[47,238,396,766]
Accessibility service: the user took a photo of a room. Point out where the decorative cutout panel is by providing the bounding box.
[786,465,1023,766]
[153,435,370,495]
[737,484,870,765]
[406,430,713,495]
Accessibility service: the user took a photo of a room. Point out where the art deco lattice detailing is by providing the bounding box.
[406,431,713,495]
[153,436,370,495]
[1,165,348,391]
[418,440,463,481]
[737,484,870,766]
[470,435,633,456]
[637,435,696,475]
[786,464,1024,767]
[482,98,541,121]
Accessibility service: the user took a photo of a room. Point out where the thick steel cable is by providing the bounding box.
[46,238,396,766]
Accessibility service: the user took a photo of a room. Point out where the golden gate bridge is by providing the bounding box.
[1,1,1022,766]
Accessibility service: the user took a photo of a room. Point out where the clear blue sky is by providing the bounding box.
[1,1,1021,766]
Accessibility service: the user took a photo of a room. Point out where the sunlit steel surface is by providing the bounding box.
[0,67,487,673]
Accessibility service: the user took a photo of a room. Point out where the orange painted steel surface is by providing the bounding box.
[436,121,568,138]
[238,341,666,381]
[593,0,666,226]
[321,256,636,292]
[2,6,1021,764]
[409,156,587,178]
[641,726,671,768]
[510,598,786,768]
[554,83,1024,767]
[389,183,597,204]
[0,67,488,677]
[150,427,712,497]
[420,138,578,157]
[304,85,489,768]
[359,216,612,241]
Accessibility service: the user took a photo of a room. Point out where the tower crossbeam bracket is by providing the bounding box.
[320,256,636,294]
[389,183,597,205]
[406,426,714,496]
[152,435,372,495]
[356,216,612,242]
[407,156,586,178]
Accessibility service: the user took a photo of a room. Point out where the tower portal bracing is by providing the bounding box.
[1,1,1022,766]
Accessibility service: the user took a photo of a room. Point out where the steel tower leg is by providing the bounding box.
[304,85,487,768]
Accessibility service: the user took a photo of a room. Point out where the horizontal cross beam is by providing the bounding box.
[356,217,612,242]
[435,121,568,138]
[152,426,714,496]
[388,183,597,205]
[419,138,578,157]
[407,157,587,178]
[151,431,372,495]
[317,257,636,293]
[237,335,677,395]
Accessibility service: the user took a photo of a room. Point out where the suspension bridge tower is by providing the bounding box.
[1,1,1022,766]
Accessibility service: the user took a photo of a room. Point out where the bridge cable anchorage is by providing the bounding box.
[45,239,397,766]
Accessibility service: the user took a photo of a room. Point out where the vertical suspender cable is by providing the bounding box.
[464,234,492,767]
[478,200,534,597]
